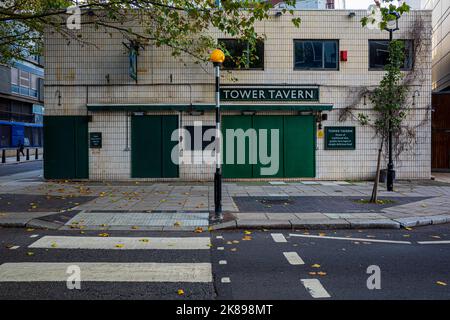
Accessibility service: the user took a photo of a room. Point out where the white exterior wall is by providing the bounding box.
[44,10,432,181]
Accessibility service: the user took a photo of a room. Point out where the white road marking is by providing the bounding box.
[0,262,212,282]
[289,233,411,245]
[216,236,223,239]
[301,279,331,299]
[283,252,305,265]
[9,246,20,250]
[417,240,450,245]
[28,236,211,250]
[271,233,287,243]
[219,260,227,265]
[29,235,39,238]
[221,277,231,283]
[217,247,224,250]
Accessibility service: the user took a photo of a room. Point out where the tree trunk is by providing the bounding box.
[370,141,384,203]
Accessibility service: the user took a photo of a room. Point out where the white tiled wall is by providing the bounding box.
[44,10,433,181]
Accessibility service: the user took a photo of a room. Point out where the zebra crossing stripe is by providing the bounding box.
[301,279,331,299]
[0,262,212,282]
[28,236,211,250]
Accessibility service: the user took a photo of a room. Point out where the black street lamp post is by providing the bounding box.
[210,49,225,222]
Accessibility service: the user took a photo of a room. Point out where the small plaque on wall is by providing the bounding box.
[325,127,355,150]
[90,132,102,149]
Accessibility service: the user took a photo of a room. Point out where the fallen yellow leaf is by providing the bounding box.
[115,244,124,248]
[242,236,252,241]
[436,281,447,286]
[244,230,252,235]
[177,289,184,295]
[174,221,181,227]
[317,271,327,276]
[26,252,34,256]
[131,226,139,230]
[98,233,109,237]
[194,227,203,233]
[311,264,321,268]
[140,239,149,243]
[51,243,58,248]
[405,227,413,231]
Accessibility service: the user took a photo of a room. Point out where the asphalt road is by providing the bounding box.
[0,225,449,300]
[0,160,43,177]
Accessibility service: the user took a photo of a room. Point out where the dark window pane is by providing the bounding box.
[184,125,216,150]
[324,41,338,69]
[369,40,413,70]
[0,125,11,147]
[294,40,338,70]
[220,39,264,70]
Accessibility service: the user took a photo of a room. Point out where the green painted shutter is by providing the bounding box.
[162,115,179,178]
[222,116,253,178]
[253,116,284,178]
[43,116,88,179]
[284,115,315,178]
[131,115,179,178]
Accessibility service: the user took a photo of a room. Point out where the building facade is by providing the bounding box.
[0,57,45,153]
[43,10,432,181]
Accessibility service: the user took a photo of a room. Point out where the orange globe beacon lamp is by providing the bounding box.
[210,49,225,222]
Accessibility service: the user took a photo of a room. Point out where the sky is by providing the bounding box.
[340,0,400,9]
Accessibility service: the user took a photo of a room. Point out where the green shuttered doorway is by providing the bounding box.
[131,115,179,178]
[43,116,89,179]
[222,115,315,179]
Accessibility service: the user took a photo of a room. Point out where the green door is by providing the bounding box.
[44,116,88,179]
[253,116,284,178]
[131,115,178,178]
[284,116,315,178]
[222,116,253,178]
[222,115,315,179]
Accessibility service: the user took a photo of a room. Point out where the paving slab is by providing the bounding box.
[290,219,350,230]
[236,220,292,229]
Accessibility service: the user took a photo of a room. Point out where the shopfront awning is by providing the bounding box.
[86,104,333,112]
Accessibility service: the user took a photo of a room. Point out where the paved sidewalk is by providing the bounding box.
[1,178,450,230]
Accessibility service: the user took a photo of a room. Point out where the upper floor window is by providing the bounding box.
[219,39,264,70]
[11,68,19,85]
[294,40,339,70]
[369,40,413,70]
[19,70,30,88]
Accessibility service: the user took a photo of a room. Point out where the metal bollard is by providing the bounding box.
[1,150,5,163]
[26,148,30,160]
[35,148,38,160]
[16,149,20,162]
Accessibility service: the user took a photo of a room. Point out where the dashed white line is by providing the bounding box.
[271,233,287,243]
[216,236,223,240]
[301,279,331,299]
[219,260,227,265]
[283,252,305,265]
[217,247,224,250]
[221,277,231,283]
[289,233,411,245]
[417,240,450,245]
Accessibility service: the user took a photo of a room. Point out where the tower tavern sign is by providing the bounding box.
[220,87,319,102]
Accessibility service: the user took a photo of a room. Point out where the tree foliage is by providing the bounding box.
[0,0,300,65]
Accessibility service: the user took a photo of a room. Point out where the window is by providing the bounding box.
[219,39,264,70]
[0,125,11,148]
[184,125,216,150]
[19,70,30,88]
[294,40,339,70]
[369,40,413,70]
[11,68,18,85]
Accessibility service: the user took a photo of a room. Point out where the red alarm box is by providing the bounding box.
[340,50,348,62]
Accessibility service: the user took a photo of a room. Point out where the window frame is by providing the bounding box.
[368,39,414,71]
[219,38,265,71]
[293,39,340,71]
